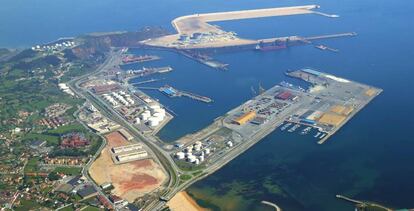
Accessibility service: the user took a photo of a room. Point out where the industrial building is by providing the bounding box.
[233,111,256,125]
[118,129,134,141]
[115,150,148,163]
[111,144,143,154]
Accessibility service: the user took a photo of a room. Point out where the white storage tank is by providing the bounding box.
[199,155,205,162]
[194,159,200,165]
[140,112,151,121]
[134,118,141,124]
[194,145,201,152]
[148,117,160,127]
[187,155,196,163]
[149,104,161,110]
[204,148,211,155]
[153,113,165,121]
[227,141,233,147]
[175,152,185,160]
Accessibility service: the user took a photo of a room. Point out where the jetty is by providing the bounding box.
[159,85,213,103]
[261,201,282,211]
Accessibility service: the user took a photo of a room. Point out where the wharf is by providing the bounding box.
[178,50,228,70]
[159,85,213,103]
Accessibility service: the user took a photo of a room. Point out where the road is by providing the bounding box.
[68,49,181,210]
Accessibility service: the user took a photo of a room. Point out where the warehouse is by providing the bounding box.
[116,150,148,162]
[276,91,293,100]
[233,111,256,125]
[118,129,134,141]
[111,144,143,154]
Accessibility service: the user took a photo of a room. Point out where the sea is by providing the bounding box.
[2,0,414,210]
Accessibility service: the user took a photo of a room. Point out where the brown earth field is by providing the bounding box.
[89,131,166,202]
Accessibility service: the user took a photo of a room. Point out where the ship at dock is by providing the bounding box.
[125,66,173,78]
[121,54,160,64]
[255,39,287,51]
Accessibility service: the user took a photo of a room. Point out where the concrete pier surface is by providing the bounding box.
[172,5,318,35]
[141,5,350,49]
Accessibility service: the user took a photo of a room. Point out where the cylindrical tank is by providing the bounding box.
[148,117,159,127]
[176,152,185,159]
[134,118,141,124]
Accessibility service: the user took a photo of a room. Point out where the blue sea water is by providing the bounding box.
[3,0,414,210]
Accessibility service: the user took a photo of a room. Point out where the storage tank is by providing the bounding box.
[199,155,205,162]
[187,155,196,163]
[140,112,150,121]
[148,117,159,127]
[204,148,210,155]
[194,159,200,165]
[226,141,233,147]
[175,152,185,160]
[134,118,141,124]
[153,108,165,115]
[149,104,160,110]
[194,145,201,152]
[153,113,165,121]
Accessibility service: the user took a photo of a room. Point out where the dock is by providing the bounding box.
[179,50,228,70]
[159,85,213,103]
[129,78,164,85]
[336,195,363,204]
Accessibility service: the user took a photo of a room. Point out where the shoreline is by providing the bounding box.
[167,191,209,211]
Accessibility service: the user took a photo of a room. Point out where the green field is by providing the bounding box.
[24,157,40,173]
[53,166,82,175]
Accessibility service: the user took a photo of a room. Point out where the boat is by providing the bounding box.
[300,126,312,135]
[280,122,292,131]
[314,132,321,138]
[319,133,327,139]
[315,45,328,50]
[122,55,160,64]
[288,124,300,133]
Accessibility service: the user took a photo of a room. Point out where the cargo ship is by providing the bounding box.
[126,66,173,77]
[122,55,160,64]
[255,40,287,51]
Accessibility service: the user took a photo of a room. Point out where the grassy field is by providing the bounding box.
[53,166,82,175]
[24,157,40,173]
[82,206,101,211]
[14,199,41,211]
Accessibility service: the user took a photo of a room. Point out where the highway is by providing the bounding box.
[68,49,181,210]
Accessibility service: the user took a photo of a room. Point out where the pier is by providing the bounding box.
[129,78,164,85]
[336,195,363,204]
[261,201,282,211]
[178,50,228,70]
[159,85,213,103]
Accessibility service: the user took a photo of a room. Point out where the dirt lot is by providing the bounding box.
[89,131,166,202]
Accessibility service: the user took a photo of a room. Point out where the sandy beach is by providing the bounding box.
[167,191,209,211]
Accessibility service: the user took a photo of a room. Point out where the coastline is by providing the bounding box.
[167,191,209,211]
